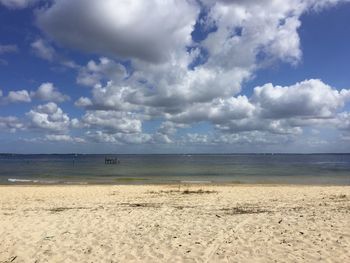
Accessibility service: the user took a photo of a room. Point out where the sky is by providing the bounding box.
[1,0,350,154]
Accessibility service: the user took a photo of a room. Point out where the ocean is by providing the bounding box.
[0,154,349,185]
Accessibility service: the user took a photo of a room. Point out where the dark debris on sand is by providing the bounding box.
[148,189,218,195]
[221,205,271,215]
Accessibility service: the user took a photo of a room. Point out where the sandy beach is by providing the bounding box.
[0,184,349,262]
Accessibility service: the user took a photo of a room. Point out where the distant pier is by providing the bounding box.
[105,157,120,165]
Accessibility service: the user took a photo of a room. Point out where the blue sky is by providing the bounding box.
[1,0,350,153]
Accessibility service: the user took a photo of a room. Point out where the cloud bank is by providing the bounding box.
[1,0,350,151]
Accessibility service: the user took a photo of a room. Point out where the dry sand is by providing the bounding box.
[0,184,349,262]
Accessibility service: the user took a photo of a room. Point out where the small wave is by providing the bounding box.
[8,178,38,183]
[7,178,58,184]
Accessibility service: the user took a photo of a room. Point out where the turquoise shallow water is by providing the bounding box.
[0,154,349,185]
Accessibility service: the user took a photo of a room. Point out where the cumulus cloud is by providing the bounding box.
[37,0,199,63]
[215,118,303,135]
[2,0,350,150]
[0,90,31,104]
[79,110,142,134]
[26,102,71,133]
[44,134,85,143]
[165,79,350,136]
[72,71,350,145]
[129,66,250,112]
[86,130,152,145]
[85,130,172,145]
[179,131,291,146]
[75,82,137,111]
[43,0,350,121]
[158,121,189,135]
[212,130,298,146]
[169,96,255,124]
[30,82,70,102]
[200,1,303,69]
[0,116,25,132]
[74,97,92,108]
[253,79,350,119]
[77,57,127,87]
[8,90,31,103]
[335,112,350,131]
[181,133,210,145]
[74,62,250,115]
[0,83,69,105]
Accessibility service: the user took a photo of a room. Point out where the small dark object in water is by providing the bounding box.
[105,157,120,165]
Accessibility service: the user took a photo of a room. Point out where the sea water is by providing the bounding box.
[0,154,349,185]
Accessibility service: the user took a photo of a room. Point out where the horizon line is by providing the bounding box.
[1,152,350,155]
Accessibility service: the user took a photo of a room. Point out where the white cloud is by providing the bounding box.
[80,110,142,134]
[211,130,297,146]
[152,132,173,144]
[0,116,25,132]
[181,133,210,145]
[1,0,349,151]
[169,96,255,124]
[85,130,172,145]
[164,79,349,136]
[158,121,189,135]
[129,66,251,111]
[71,72,350,145]
[75,82,137,111]
[6,90,31,103]
[215,118,303,135]
[37,0,199,63]
[77,57,127,87]
[335,112,350,131]
[0,83,69,104]
[74,97,92,108]
[30,82,70,102]
[31,39,55,61]
[253,79,350,119]
[45,134,85,143]
[41,0,350,121]
[86,130,152,145]
[26,102,71,133]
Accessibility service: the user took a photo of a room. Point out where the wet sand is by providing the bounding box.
[0,184,349,262]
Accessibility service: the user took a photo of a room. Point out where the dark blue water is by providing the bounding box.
[0,154,349,185]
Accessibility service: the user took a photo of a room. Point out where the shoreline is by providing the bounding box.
[1,180,350,187]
